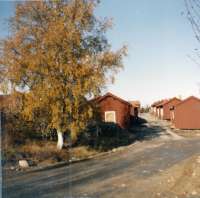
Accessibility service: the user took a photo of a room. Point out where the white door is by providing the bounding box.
[161,109,163,117]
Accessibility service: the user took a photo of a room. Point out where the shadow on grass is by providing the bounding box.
[76,114,169,152]
[76,122,134,152]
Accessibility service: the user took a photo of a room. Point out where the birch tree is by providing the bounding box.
[0,0,128,149]
[185,0,200,66]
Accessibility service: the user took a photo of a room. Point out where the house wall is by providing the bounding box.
[163,99,181,120]
[130,106,135,117]
[99,96,130,131]
[174,98,200,129]
[137,104,141,113]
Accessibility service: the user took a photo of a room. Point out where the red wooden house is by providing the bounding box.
[128,101,141,113]
[89,92,134,131]
[157,97,181,120]
[151,101,160,115]
[155,100,165,117]
[173,96,200,129]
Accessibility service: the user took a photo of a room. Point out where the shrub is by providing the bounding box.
[76,122,131,151]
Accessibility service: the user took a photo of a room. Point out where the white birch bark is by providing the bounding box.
[57,128,63,150]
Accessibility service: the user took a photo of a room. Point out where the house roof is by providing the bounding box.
[89,95,102,103]
[151,101,161,107]
[151,100,164,107]
[157,97,181,107]
[128,101,141,106]
[174,96,200,107]
[97,92,133,107]
[155,100,165,107]
[156,100,166,107]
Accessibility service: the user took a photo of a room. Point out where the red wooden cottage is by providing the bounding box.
[89,92,134,131]
[155,100,165,117]
[157,100,168,119]
[173,96,200,129]
[151,101,160,115]
[157,97,181,120]
[151,102,157,114]
[128,101,141,113]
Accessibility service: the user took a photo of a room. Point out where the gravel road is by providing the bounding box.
[3,113,200,198]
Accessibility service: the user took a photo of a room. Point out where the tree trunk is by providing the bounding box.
[57,128,63,150]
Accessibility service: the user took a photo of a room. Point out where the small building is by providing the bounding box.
[89,92,133,131]
[151,101,160,115]
[157,100,168,119]
[128,101,141,113]
[151,102,156,114]
[158,97,181,120]
[155,100,165,117]
[130,105,138,125]
[173,96,200,129]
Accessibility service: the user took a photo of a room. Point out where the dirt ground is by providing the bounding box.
[3,113,200,198]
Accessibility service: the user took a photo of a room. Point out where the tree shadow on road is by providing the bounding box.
[130,114,170,143]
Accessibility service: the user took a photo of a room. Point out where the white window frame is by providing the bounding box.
[105,111,116,123]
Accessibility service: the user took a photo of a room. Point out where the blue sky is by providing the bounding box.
[0,0,200,107]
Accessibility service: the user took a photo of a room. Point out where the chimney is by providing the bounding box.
[179,95,182,100]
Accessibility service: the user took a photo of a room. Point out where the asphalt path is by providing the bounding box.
[3,113,200,198]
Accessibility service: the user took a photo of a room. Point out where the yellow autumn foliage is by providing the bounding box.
[0,0,128,141]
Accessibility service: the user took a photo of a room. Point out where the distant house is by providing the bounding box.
[173,96,200,129]
[89,92,134,131]
[157,100,167,118]
[151,102,157,114]
[151,101,161,115]
[157,97,181,120]
[128,101,141,113]
[130,104,138,125]
[155,100,165,117]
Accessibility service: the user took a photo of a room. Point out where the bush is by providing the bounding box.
[76,122,131,152]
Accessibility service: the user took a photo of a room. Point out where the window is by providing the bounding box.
[105,111,116,123]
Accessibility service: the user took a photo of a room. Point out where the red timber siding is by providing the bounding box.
[90,93,132,131]
[137,104,141,113]
[174,96,200,129]
[130,105,138,125]
[130,105,134,117]
[99,96,130,130]
[162,98,181,120]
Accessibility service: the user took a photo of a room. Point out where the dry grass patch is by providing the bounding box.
[71,146,97,159]
[2,140,70,167]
